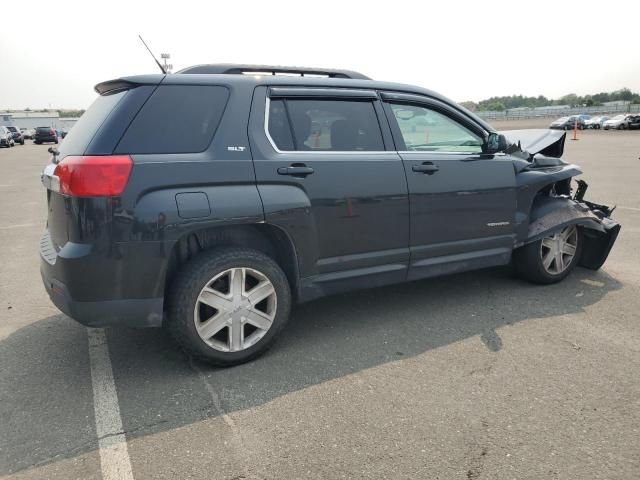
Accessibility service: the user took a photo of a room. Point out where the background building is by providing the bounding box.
[0,110,77,131]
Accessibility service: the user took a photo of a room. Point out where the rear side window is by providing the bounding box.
[116,85,229,154]
[268,98,384,152]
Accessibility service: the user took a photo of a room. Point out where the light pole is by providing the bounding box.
[160,53,173,74]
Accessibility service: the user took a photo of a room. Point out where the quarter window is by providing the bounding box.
[116,85,229,154]
[389,104,483,153]
[268,98,384,152]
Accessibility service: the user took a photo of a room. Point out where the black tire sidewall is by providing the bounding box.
[167,247,292,366]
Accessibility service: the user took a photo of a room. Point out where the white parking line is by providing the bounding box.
[88,328,134,480]
[0,223,36,230]
[617,206,640,212]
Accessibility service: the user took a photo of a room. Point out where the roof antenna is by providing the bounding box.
[138,35,166,74]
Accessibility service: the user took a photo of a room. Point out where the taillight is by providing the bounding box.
[53,155,133,197]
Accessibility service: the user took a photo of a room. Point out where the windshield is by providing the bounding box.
[6,126,17,132]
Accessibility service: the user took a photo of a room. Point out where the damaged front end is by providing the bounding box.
[527,180,620,270]
[504,129,621,271]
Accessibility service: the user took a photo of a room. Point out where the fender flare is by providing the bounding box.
[523,196,605,245]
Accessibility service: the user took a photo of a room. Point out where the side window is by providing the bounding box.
[389,103,483,153]
[267,98,384,152]
[116,85,229,154]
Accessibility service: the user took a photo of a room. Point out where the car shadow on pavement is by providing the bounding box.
[0,266,622,476]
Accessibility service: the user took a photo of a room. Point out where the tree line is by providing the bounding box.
[461,88,640,112]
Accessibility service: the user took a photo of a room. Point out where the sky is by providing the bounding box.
[1,0,639,110]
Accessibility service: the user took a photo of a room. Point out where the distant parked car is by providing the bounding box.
[20,128,35,139]
[627,115,640,130]
[549,116,585,130]
[603,114,632,130]
[0,126,16,147]
[34,127,58,144]
[5,126,25,145]
[584,116,609,129]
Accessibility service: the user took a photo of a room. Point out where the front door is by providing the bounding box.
[382,95,517,280]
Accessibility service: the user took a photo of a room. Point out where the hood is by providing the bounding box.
[500,129,566,158]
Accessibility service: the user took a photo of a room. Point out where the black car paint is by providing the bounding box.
[40,71,620,327]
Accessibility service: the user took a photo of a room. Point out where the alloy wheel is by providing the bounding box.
[540,225,578,275]
[193,267,277,352]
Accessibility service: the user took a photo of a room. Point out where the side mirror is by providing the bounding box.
[485,132,508,154]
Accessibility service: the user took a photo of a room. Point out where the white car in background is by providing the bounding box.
[20,128,35,139]
[603,114,632,130]
[584,116,609,129]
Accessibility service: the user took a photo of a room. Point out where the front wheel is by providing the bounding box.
[514,225,582,284]
[167,247,292,366]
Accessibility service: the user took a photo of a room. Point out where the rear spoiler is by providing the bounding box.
[94,74,165,95]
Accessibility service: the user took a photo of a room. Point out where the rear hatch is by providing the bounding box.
[42,77,162,250]
[36,127,53,138]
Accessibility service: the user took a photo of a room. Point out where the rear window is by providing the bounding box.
[115,85,229,154]
[37,127,52,133]
[6,126,17,132]
[60,90,127,154]
[268,98,384,151]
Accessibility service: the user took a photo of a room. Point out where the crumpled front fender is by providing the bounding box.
[523,196,620,270]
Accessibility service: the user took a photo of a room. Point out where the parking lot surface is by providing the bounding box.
[1,128,639,479]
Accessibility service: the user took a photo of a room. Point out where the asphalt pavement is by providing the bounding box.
[1,127,639,479]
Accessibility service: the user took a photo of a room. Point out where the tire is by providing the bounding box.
[514,225,582,285]
[35,141,41,144]
[166,247,292,366]
[54,140,58,144]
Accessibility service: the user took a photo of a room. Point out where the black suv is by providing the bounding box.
[34,126,58,144]
[40,64,620,365]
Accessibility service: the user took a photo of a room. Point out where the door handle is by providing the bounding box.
[277,164,315,177]
[412,162,439,175]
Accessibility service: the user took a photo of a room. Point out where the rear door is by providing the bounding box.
[249,86,410,294]
[381,93,517,280]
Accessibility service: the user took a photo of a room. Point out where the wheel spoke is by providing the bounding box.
[542,250,554,269]
[561,226,576,241]
[196,313,228,340]
[245,308,273,331]
[247,281,275,306]
[229,317,243,351]
[198,288,232,311]
[554,250,564,272]
[230,268,245,299]
[541,237,555,249]
[562,243,577,256]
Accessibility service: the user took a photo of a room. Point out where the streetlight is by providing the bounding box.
[160,53,172,73]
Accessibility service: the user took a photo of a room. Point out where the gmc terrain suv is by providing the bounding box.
[40,64,620,365]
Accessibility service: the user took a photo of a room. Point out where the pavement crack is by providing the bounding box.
[188,358,256,479]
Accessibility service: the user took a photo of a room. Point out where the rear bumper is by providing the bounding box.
[41,268,163,327]
[40,230,165,328]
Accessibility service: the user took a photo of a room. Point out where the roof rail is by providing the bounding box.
[176,63,371,80]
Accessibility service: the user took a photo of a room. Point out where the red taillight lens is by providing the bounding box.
[53,155,133,197]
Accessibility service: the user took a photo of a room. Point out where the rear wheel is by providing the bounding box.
[167,247,291,366]
[514,225,582,284]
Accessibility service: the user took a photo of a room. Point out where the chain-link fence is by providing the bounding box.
[476,104,640,120]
